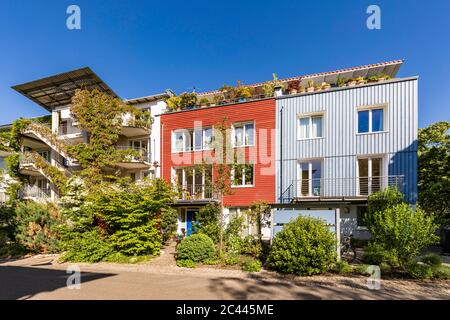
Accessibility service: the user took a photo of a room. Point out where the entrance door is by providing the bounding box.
[186,210,197,236]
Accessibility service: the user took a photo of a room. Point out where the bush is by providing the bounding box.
[420,254,442,267]
[194,204,221,243]
[60,229,114,263]
[368,203,439,268]
[109,221,161,256]
[433,265,450,280]
[267,216,336,276]
[366,187,404,227]
[241,257,262,272]
[161,207,178,243]
[176,234,216,263]
[362,242,396,265]
[14,201,61,253]
[354,264,371,276]
[334,261,352,274]
[241,236,263,259]
[177,259,197,268]
[405,262,434,280]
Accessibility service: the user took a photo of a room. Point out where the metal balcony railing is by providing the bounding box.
[175,184,218,201]
[116,146,150,163]
[280,176,404,203]
[18,185,51,200]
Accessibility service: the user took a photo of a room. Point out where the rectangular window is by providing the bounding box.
[358,157,383,195]
[233,122,255,147]
[298,160,322,196]
[173,128,212,152]
[174,166,213,199]
[298,115,323,139]
[358,108,384,133]
[232,164,254,187]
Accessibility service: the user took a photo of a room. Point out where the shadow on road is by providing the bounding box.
[0,266,115,300]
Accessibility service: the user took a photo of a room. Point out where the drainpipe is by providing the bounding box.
[279,105,284,203]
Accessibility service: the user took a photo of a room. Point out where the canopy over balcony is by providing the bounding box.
[12,67,119,111]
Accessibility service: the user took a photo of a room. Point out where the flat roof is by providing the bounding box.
[124,89,175,105]
[197,60,404,97]
[12,67,119,111]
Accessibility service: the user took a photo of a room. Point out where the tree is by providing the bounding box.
[418,121,450,221]
[244,201,271,242]
[365,187,404,227]
[368,203,439,269]
[68,89,152,187]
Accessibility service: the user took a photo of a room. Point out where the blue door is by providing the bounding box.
[186,210,197,236]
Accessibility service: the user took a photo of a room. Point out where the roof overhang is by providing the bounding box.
[12,67,119,111]
[124,89,175,105]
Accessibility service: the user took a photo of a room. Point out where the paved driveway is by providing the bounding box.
[0,254,449,300]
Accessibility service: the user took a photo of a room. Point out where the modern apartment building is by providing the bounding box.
[274,60,417,239]
[160,99,276,237]
[3,60,418,240]
[10,67,169,202]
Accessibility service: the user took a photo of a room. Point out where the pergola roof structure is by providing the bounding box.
[12,67,119,111]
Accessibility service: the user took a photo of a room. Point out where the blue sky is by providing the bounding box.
[0,0,449,127]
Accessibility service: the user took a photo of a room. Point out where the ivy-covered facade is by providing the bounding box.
[10,68,170,202]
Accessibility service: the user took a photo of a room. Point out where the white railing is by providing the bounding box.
[174,184,218,201]
[116,146,150,163]
[18,185,51,201]
[284,176,404,201]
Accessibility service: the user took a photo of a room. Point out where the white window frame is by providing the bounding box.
[231,163,255,188]
[356,155,387,195]
[296,159,323,197]
[356,104,388,135]
[232,121,255,147]
[297,112,324,140]
[172,127,213,152]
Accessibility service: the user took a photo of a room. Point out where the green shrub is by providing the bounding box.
[267,216,336,276]
[362,242,396,265]
[60,229,114,263]
[194,204,221,243]
[368,204,439,268]
[241,236,263,259]
[109,221,161,256]
[433,265,450,280]
[241,257,262,272]
[161,207,178,242]
[420,254,442,267]
[354,264,371,275]
[14,201,61,253]
[334,261,352,274]
[405,262,434,280]
[177,259,197,268]
[224,255,240,265]
[176,234,216,263]
[366,187,404,227]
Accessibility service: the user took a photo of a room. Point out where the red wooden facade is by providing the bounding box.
[160,99,276,207]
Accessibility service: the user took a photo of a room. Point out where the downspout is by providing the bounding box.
[279,105,284,203]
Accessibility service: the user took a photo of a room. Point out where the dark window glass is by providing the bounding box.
[358,110,369,133]
[357,206,368,227]
[372,109,384,132]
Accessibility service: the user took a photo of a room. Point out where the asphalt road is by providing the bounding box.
[0,255,449,300]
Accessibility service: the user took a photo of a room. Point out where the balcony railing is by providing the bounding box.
[280,176,404,203]
[175,184,218,201]
[116,146,150,163]
[18,185,51,201]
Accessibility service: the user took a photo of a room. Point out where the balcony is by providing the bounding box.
[115,146,151,169]
[174,184,218,203]
[280,176,404,203]
[121,113,151,137]
[18,185,51,202]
